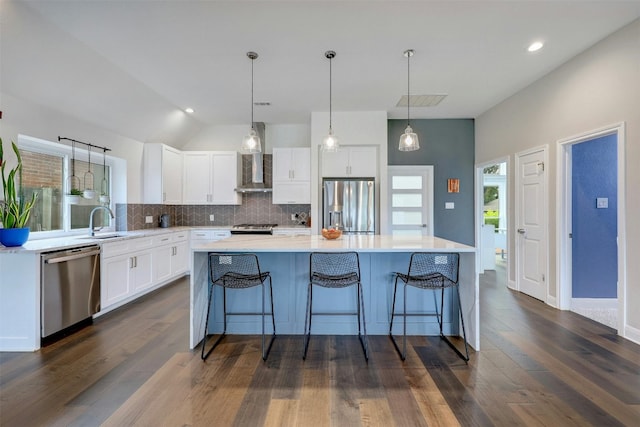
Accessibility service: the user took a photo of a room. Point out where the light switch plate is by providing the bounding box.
[596,197,608,208]
[209,214,215,222]
[445,202,455,209]
[145,215,153,223]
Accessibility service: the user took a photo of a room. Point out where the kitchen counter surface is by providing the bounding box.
[0,227,193,254]
[191,233,474,253]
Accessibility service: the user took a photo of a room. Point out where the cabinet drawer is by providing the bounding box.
[102,237,153,258]
[153,234,173,246]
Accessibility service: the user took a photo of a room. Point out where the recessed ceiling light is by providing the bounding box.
[185,107,194,113]
[527,41,544,52]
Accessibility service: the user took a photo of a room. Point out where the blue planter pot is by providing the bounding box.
[0,227,30,247]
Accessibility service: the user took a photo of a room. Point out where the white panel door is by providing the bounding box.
[516,147,548,301]
[387,166,433,236]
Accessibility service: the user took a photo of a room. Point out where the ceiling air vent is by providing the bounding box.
[396,94,447,107]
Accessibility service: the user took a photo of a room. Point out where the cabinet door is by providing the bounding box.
[291,148,311,181]
[348,146,377,177]
[321,147,350,177]
[183,152,211,204]
[102,255,131,308]
[153,245,173,283]
[273,182,310,204]
[131,251,153,292]
[211,152,241,205]
[272,148,293,181]
[171,241,189,275]
[162,146,183,204]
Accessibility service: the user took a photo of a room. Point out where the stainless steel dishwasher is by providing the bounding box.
[41,245,101,339]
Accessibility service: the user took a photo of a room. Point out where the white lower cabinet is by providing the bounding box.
[101,231,189,313]
[101,237,154,309]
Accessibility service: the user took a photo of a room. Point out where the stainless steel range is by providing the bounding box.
[230,224,278,235]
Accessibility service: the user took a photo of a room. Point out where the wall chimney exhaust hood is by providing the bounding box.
[235,122,272,193]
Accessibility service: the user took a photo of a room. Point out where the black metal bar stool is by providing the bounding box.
[389,252,469,362]
[201,253,276,361]
[303,251,369,361]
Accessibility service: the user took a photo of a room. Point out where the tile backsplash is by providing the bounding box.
[117,199,311,231]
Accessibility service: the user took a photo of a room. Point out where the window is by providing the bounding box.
[17,135,116,237]
[20,150,64,232]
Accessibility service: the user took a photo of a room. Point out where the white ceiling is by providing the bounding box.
[3,1,640,146]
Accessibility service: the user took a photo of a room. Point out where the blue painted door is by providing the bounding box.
[571,134,617,298]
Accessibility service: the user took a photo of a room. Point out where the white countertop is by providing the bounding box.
[0,227,192,254]
[0,226,312,254]
[192,234,475,253]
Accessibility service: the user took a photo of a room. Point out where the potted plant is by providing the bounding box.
[0,138,37,246]
[66,188,83,204]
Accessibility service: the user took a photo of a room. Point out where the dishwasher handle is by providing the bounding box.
[43,248,101,264]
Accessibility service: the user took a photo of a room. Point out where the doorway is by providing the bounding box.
[557,123,626,332]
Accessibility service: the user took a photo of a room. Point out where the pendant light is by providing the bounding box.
[399,49,420,151]
[241,51,262,153]
[322,50,338,152]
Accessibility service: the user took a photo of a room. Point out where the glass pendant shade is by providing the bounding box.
[399,49,420,152]
[241,127,262,153]
[322,129,339,152]
[322,50,339,152]
[398,125,420,151]
[241,51,261,154]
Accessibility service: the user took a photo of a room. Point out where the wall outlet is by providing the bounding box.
[596,197,608,209]
[145,215,153,223]
[209,214,215,222]
[291,214,297,220]
[445,202,455,209]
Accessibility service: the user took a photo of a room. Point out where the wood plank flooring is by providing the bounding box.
[1,262,639,426]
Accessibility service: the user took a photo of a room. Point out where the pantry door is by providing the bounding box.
[387,166,434,236]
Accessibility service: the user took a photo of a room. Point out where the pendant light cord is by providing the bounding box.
[329,55,332,132]
[407,50,410,127]
[251,56,254,128]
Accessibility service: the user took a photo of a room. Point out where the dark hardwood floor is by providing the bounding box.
[1,261,639,426]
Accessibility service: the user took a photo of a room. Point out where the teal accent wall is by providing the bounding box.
[388,119,475,246]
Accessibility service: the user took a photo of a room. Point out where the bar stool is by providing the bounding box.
[303,252,369,361]
[201,253,276,361]
[389,252,469,362]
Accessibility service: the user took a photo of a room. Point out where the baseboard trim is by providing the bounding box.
[624,323,640,345]
[571,298,617,328]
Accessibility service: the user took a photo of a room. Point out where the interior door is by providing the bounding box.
[516,147,547,301]
[387,166,433,236]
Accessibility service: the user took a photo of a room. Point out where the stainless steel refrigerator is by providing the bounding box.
[323,179,375,233]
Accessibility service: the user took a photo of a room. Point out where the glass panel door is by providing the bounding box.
[388,166,433,236]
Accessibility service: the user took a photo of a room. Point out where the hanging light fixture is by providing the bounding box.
[322,50,338,152]
[241,51,262,153]
[399,49,420,151]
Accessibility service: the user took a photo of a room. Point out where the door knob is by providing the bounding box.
[517,228,526,234]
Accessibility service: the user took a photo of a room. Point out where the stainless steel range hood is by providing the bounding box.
[235,122,272,193]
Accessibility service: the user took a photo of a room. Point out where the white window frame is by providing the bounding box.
[17,134,117,239]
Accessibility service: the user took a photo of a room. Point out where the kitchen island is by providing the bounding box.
[190,234,479,351]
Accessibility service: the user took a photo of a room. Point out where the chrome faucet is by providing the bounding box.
[89,206,115,236]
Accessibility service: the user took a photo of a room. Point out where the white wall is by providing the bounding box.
[182,123,310,152]
[476,20,639,339]
[1,92,146,203]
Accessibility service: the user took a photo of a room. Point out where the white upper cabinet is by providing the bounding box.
[183,151,242,205]
[321,145,377,178]
[273,148,311,204]
[273,148,311,181]
[143,144,183,204]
